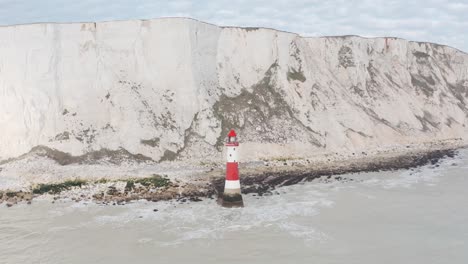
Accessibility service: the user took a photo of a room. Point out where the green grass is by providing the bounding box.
[30,175,171,195]
[32,179,86,194]
[95,178,110,184]
[124,180,135,191]
[136,174,171,187]
[124,174,171,191]
[5,191,18,197]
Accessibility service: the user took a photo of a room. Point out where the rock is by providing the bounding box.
[23,193,33,201]
[6,197,17,207]
[107,186,119,196]
[0,18,466,165]
[189,197,202,202]
[92,192,104,200]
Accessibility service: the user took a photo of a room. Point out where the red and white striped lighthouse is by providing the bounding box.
[221,129,244,207]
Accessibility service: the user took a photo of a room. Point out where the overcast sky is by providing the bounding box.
[0,0,467,52]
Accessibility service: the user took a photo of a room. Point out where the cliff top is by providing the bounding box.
[1,16,466,55]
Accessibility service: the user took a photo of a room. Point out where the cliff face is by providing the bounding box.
[0,18,467,162]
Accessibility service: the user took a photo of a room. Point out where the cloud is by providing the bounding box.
[0,0,466,52]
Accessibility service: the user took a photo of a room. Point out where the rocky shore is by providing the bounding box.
[0,146,459,207]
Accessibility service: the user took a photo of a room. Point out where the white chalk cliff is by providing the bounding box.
[0,18,467,162]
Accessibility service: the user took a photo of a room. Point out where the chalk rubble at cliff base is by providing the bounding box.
[0,140,462,207]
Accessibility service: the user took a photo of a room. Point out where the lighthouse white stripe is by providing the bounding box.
[224,180,241,189]
[226,146,238,162]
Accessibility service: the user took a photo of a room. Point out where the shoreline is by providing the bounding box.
[0,144,461,207]
[225,147,457,196]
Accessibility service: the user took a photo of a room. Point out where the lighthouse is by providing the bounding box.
[221,129,244,208]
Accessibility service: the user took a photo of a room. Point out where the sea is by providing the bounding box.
[1,149,467,264]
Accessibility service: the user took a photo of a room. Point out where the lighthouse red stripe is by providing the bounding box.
[226,162,239,181]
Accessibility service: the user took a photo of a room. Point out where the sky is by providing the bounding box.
[0,0,467,52]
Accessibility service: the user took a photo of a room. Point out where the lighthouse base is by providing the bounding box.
[220,192,244,208]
